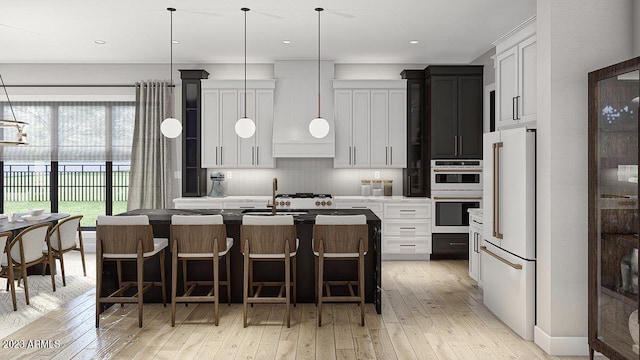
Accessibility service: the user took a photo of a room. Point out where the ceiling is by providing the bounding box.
[0,0,536,64]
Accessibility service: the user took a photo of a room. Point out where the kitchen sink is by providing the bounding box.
[241,209,309,216]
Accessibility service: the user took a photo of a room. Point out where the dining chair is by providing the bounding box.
[313,215,368,326]
[44,215,85,286]
[95,215,167,328]
[241,215,297,328]
[170,214,232,326]
[0,223,55,311]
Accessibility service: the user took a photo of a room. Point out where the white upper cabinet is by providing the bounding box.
[201,80,276,169]
[494,16,536,130]
[333,80,407,169]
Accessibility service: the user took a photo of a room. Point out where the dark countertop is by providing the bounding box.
[121,208,381,224]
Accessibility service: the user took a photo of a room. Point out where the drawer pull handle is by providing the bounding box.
[239,206,255,209]
[449,242,467,246]
[399,209,416,212]
[480,246,522,270]
[472,219,482,224]
[399,227,416,230]
[399,244,416,247]
[432,197,483,200]
[352,206,367,209]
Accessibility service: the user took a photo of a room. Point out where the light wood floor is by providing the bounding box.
[0,260,590,360]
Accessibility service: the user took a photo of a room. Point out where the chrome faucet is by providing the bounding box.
[266,177,278,215]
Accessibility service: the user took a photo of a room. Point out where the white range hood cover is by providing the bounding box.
[272,60,335,158]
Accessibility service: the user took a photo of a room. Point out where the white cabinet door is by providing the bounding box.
[334,90,353,168]
[495,46,518,129]
[469,227,476,280]
[352,90,371,167]
[255,90,274,168]
[219,90,239,168]
[370,90,388,167]
[388,89,407,168]
[518,35,536,124]
[237,90,256,168]
[201,90,221,168]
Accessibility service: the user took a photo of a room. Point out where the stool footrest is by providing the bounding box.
[175,295,217,303]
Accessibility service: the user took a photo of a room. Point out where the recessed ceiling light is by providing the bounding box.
[282,40,292,44]
[171,40,180,44]
[94,40,106,45]
[409,40,419,44]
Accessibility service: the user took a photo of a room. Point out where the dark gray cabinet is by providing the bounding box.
[427,66,483,160]
[180,69,209,197]
[401,70,428,197]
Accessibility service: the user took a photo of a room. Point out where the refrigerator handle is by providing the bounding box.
[493,142,504,239]
[481,246,522,270]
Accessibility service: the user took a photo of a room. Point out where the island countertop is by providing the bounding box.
[122,208,382,224]
[104,208,382,314]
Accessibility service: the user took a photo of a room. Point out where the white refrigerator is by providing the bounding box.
[482,127,536,340]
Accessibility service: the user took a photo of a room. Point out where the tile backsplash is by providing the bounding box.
[206,158,403,196]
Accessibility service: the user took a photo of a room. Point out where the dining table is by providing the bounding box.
[0,212,70,275]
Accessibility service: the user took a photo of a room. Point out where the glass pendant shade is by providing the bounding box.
[161,117,182,138]
[235,117,256,138]
[632,96,639,103]
[309,117,330,139]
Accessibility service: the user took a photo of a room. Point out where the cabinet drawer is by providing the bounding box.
[223,202,268,209]
[384,203,431,219]
[384,236,431,254]
[384,220,431,237]
[336,202,384,212]
[432,233,469,255]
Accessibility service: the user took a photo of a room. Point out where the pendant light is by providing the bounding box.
[309,7,330,139]
[0,74,28,145]
[235,7,256,139]
[160,7,182,139]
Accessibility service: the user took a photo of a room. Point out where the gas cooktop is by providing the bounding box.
[276,193,332,199]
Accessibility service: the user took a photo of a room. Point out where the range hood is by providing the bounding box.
[272,60,335,158]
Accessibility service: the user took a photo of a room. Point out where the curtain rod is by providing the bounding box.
[2,84,175,88]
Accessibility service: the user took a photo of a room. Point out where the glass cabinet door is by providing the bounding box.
[593,68,639,359]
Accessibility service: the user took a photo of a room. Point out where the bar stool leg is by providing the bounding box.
[359,240,365,326]
[182,260,188,307]
[285,240,291,328]
[137,242,144,328]
[96,240,102,327]
[292,256,297,307]
[171,241,178,327]
[117,260,123,307]
[226,254,231,305]
[243,239,250,328]
[214,242,220,326]
[317,241,324,327]
[160,249,166,307]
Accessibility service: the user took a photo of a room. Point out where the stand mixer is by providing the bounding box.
[208,172,227,197]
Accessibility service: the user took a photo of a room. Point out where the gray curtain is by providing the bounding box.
[127,81,172,210]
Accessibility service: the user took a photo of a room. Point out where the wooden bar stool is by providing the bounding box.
[45,215,86,286]
[313,215,368,326]
[170,214,232,326]
[95,215,167,328]
[241,215,297,328]
[0,223,55,311]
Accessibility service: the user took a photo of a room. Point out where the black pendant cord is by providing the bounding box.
[168,7,176,118]
[0,74,18,124]
[316,8,322,118]
[244,8,248,119]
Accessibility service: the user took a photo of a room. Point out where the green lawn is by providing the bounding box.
[5,201,128,228]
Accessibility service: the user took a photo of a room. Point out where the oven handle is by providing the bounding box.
[432,169,483,173]
[493,142,504,239]
[481,246,522,270]
[432,197,483,201]
[433,169,482,173]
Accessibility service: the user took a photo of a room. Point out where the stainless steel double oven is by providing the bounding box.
[430,160,482,233]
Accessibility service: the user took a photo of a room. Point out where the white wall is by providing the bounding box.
[535,0,634,355]
[470,47,496,86]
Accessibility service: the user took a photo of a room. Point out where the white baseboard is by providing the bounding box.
[534,326,590,356]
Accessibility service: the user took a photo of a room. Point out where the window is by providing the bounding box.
[0,102,135,228]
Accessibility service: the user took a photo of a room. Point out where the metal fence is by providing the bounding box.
[3,164,130,202]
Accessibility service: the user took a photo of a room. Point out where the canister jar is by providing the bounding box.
[372,180,382,196]
[360,180,371,196]
[383,180,393,196]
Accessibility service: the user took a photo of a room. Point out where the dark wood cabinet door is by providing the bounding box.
[457,76,483,159]
[430,76,458,159]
